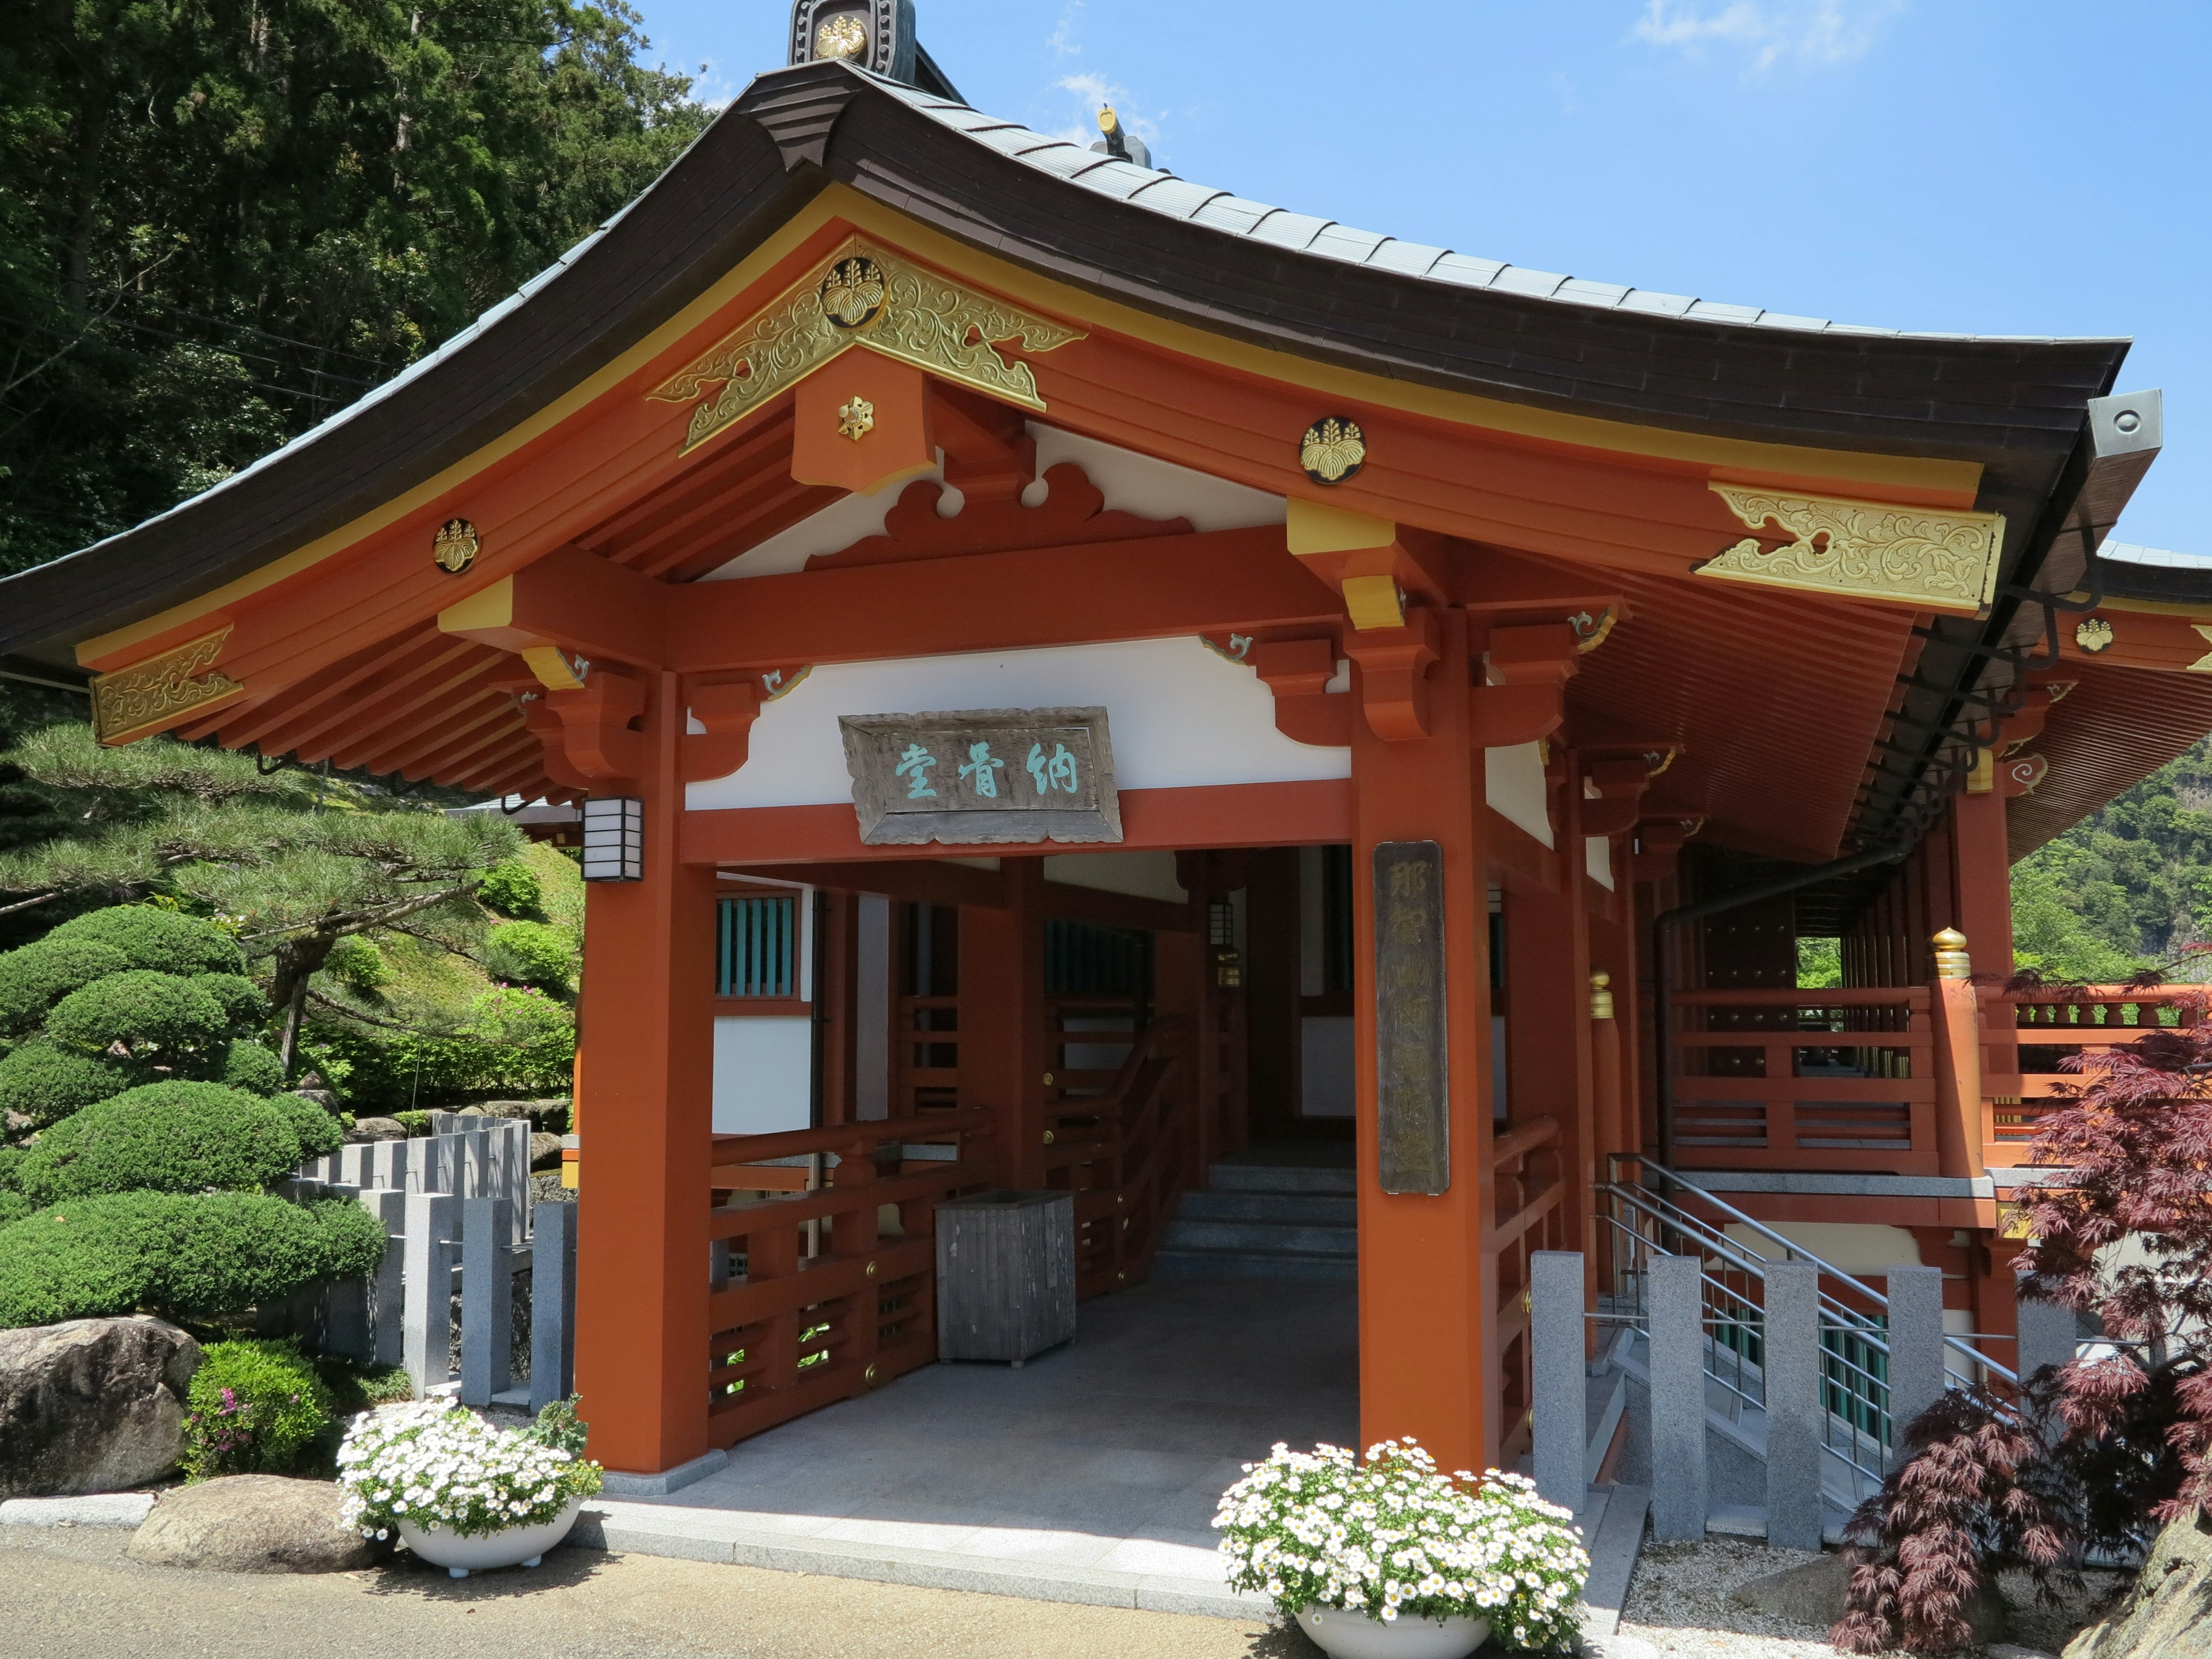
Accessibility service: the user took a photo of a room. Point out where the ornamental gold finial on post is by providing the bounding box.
[1589,969,1614,1020]
[1933,928,1971,980]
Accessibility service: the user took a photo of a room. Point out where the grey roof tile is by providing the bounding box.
[1363,239,1449,278]
[1016,142,1118,180]
[1684,300,1765,325]
[1554,277,1634,308]
[1614,289,1698,319]
[1308,224,1390,265]
[1190,194,1279,236]
[1124,176,1227,219]
[1428,252,1509,289]
[1488,266,1571,300]
[1751,312,1832,331]
[1246,210,1334,251]
[1071,160,1172,202]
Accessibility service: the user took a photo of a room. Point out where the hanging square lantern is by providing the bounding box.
[580,797,643,882]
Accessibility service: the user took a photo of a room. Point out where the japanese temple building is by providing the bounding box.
[6,6,2211,1490]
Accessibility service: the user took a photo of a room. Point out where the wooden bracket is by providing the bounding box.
[1469,621,1580,748]
[683,676,766,783]
[1344,607,1441,741]
[524,668,648,790]
[1579,756,1653,837]
[1249,636,1352,747]
[790,353,936,497]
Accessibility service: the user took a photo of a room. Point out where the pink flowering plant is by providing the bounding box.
[336,1397,601,1541]
[1213,1440,1589,1652]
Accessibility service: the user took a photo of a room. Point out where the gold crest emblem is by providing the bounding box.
[819,256,887,331]
[837,395,876,441]
[2074,616,2114,654]
[1299,417,1367,486]
[432,518,480,575]
[815,14,867,60]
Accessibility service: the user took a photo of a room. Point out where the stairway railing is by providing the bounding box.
[1599,1152,2016,1494]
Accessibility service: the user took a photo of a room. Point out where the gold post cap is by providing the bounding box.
[1933,927,1971,980]
[1589,969,1615,1020]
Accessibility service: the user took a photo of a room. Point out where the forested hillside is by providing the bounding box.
[1,0,710,577]
[2011,738,2212,983]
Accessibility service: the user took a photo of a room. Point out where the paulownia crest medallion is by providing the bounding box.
[1697,483,2005,615]
[649,237,1085,456]
[90,627,245,747]
[815,13,866,58]
[432,517,480,575]
[1299,417,1366,486]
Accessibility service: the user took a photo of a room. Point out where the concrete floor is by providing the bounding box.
[587,1275,1359,1613]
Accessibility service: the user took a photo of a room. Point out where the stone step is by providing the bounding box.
[1176,1189,1358,1226]
[1161,1217,1358,1256]
[1208,1162,1357,1196]
[1152,1246,1359,1282]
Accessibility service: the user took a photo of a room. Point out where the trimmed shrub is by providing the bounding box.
[266,1089,343,1161]
[221,1040,286,1096]
[0,1191,387,1327]
[0,1147,19,1189]
[192,973,267,1032]
[0,938,131,1034]
[181,1338,334,1479]
[16,1081,318,1206]
[0,1039,137,1128]
[484,921,577,991]
[0,1192,28,1228]
[45,905,245,978]
[46,969,229,1058]
[476,858,545,921]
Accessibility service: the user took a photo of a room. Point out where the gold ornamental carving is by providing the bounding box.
[649,238,1085,455]
[90,627,245,746]
[815,14,866,58]
[836,394,876,441]
[1298,417,1367,485]
[431,517,480,575]
[1698,483,2005,615]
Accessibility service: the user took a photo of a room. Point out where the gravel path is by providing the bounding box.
[0,1526,1304,1659]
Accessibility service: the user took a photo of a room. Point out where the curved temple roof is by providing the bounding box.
[0,59,2135,671]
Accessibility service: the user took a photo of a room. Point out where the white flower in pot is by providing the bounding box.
[336,1395,603,1578]
[1213,1439,1588,1657]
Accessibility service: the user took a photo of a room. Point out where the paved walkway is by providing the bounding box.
[581,1275,1360,1616]
[0,1525,1293,1659]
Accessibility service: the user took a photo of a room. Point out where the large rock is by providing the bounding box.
[2065,1510,2212,1659]
[0,1316,200,1498]
[347,1116,407,1142]
[1731,1550,2006,1643]
[529,1131,563,1171]
[127,1475,382,1573]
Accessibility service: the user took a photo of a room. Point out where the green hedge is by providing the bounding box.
[221,1040,286,1095]
[15,1082,332,1206]
[45,906,246,977]
[181,1338,335,1479]
[46,970,232,1058]
[0,1192,387,1327]
[0,1040,137,1127]
[0,938,131,1034]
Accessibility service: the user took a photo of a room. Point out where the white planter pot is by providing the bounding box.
[397,1495,585,1578]
[1295,1604,1491,1659]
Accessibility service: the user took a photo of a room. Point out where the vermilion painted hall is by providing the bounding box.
[5,5,2209,1488]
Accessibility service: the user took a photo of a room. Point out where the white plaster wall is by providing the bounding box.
[1028,425,1285,531]
[703,463,950,580]
[685,637,1351,808]
[1042,850,1188,903]
[1586,836,1614,891]
[1486,742,1554,849]
[1301,1015,1356,1117]
[712,1016,813,1134]
[1725,1222,1924,1277]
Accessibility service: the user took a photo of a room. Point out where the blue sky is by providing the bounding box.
[627,1,2210,551]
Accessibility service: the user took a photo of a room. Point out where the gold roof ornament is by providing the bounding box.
[1589,971,1615,1021]
[90,627,245,745]
[836,394,876,441]
[650,237,1084,455]
[2075,615,2115,653]
[431,518,480,576]
[1698,484,2004,614]
[1299,417,1367,486]
[815,13,866,58]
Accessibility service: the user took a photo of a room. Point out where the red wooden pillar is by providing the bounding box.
[1930,927,1987,1181]
[1350,608,1496,1472]
[960,859,1046,1187]
[1951,787,2018,1092]
[574,669,717,1476]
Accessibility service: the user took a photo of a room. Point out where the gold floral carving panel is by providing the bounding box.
[650,238,1085,454]
[90,627,244,745]
[1698,484,2005,615]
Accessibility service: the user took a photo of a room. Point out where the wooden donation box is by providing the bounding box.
[934,1190,1078,1366]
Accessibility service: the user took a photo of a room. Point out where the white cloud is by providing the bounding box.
[1048,0,1084,59]
[1631,0,1903,73]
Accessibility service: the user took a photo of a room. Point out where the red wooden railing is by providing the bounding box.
[703,1110,996,1449]
[1488,1113,1565,1461]
[1668,987,1938,1175]
[1044,1012,1191,1298]
[1984,986,2202,1161]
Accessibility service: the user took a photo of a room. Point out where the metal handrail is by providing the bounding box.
[1609,1151,2018,1387]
